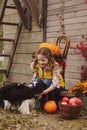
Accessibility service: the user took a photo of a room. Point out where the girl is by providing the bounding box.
[31,47,65,105]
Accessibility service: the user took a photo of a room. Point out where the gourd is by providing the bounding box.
[39,42,61,54]
[43,100,57,113]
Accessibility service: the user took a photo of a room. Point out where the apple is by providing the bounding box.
[75,98,83,105]
[69,97,78,104]
[69,97,83,106]
[62,97,69,103]
[69,102,77,106]
[61,102,68,105]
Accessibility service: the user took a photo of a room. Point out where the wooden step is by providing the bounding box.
[6,5,16,9]
[0,68,7,73]
[1,22,19,26]
[0,53,11,57]
[0,38,14,42]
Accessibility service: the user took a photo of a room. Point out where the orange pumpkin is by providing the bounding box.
[43,100,57,113]
[39,42,61,54]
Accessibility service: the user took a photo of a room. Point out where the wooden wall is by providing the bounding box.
[3,0,43,83]
[3,0,87,89]
[46,0,87,88]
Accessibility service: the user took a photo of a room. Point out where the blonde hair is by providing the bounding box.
[33,47,55,72]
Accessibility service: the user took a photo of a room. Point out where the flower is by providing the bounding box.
[68,80,87,97]
[76,42,87,60]
[85,0,87,4]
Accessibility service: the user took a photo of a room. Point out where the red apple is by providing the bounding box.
[69,97,78,104]
[69,102,77,106]
[75,98,83,105]
[62,97,69,103]
[61,102,68,105]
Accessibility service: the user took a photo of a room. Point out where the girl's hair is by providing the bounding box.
[33,47,55,71]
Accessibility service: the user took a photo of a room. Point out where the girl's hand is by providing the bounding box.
[35,89,49,97]
[35,92,43,97]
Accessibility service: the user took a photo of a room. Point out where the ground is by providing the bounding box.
[0,108,87,130]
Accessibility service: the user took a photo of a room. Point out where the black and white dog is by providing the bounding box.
[0,81,47,114]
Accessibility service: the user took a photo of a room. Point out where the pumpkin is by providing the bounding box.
[43,100,57,113]
[39,42,61,54]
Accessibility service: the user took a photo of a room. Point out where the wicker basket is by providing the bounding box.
[58,101,82,119]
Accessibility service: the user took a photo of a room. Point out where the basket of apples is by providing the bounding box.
[58,97,83,119]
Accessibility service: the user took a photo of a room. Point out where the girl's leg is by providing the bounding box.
[54,87,65,104]
[43,79,52,86]
[34,78,49,109]
[34,78,42,83]
[43,79,56,101]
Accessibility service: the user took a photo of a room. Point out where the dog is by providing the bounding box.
[0,81,47,114]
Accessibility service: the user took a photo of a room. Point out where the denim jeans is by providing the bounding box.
[35,78,52,87]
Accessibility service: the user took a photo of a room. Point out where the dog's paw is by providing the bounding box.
[18,99,31,115]
[18,99,36,115]
[3,100,11,110]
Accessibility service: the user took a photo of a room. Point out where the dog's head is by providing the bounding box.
[25,81,48,95]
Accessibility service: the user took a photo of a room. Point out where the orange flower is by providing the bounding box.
[68,80,87,96]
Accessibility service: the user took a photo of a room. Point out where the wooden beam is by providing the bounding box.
[0,0,7,23]
[27,12,32,30]
[43,0,47,41]
[13,0,28,29]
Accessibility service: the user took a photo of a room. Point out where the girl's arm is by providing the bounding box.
[42,85,55,94]
[37,65,60,96]
[30,71,37,83]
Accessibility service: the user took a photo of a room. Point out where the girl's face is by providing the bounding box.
[37,54,49,68]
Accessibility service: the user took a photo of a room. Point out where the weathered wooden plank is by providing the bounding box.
[46,28,87,38]
[48,0,62,5]
[4,13,20,22]
[64,9,87,19]
[22,21,42,32]
[4,8,17,15]
[65,72,81,79]
[47,16,87,27]
[7,0,15,5]
[47,35,87,43]
[13,53,32,64]
[47,22,87,34]
[66,60,85,67]
[65,78,80,89]
[47,3,87,16]
[65,66,81,73]
[65,16,87,24]
[10,64,32,75]
[19,32,43,42]
[16,43,40,53]
[65,0,84,7]
[7,73,32,83]
[48,0,83,6]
